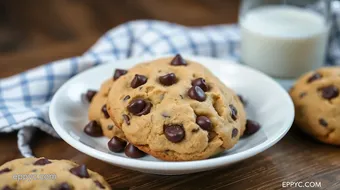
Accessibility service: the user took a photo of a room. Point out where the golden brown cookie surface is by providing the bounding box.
[107,55,246,161]
[290,67,340,145]
[88,79,125,140]
[0,157,110,190]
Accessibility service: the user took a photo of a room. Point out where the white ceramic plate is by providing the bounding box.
[50,55,294,175]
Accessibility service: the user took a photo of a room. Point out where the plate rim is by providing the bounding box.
[49,54,294,172]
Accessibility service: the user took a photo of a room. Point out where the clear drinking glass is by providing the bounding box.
[239,0,331,79]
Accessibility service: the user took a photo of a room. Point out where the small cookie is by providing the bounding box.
[0,157,110,190]
[87,79,125,140]
[290,67,340,145]
[107,55,246,161]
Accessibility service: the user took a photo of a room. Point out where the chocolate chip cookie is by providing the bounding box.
[87,78,125,140]
[107,55,246,161]
[0,157,110,190]
[290,67,340,145]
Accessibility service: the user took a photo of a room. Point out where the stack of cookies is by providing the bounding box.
[84,55,248,161]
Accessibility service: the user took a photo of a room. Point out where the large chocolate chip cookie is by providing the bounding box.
[107,55,246,161]
[290,67,340,145]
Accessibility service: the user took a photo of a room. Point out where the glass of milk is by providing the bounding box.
[239,0,331,79]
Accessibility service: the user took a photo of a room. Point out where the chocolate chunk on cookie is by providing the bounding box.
[196,116,213,131]
[192,78,209,92]
[127,99,152,116]
[307,72,322,83]
[84,90,97,103]
[159,73,177,86]
[113,69,128,80]
[34,158,52,166]
[164,124,185,143]
[131,74,148,88]
[170,54,187,66]
[188,86,206,102]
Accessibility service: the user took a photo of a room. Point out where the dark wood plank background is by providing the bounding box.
[0,0,239,77]
[1,0,340,189]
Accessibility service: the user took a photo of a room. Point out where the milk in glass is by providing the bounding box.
[240,5,329,78]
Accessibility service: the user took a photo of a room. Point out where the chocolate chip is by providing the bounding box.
[299,92,307,98]
[123,114,130,125]
[170,54,187,66]
[2,186,14,190]
[196,116,213,131]
[244,120,261,135]
[84,121,103,137]
[113,69,128,80]
[127,99,152,116]
[320,85,339,100]
[307,72,322,83]
[164,124,185,143]
[107,125,113,130]
[85,90,97,102]
[101,105,110,119]
[0,168,11,175]
[108,136,127,153]
[131,74,148,88]
[51,182,72,190]
[69,165,90,178]
[229,105,237,120]
[124,144,146,158]
[159,73,177,86]
[319,118,328,127]
[188,86,206,102]
[232,128,238,138]
[192,78,209,92]
[94,180,105,189]
[127,99,145,114]
[123,95,130,101]
[237,95,246,105]
[34,158,51,166]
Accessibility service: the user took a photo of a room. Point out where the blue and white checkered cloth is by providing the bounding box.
[1,9,340,157]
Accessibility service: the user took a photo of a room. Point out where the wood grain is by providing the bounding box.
[1,0,340,189]
[0,0,239,77]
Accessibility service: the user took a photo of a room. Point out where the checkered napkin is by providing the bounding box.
[0,20,241,157]
[1,4,340,157]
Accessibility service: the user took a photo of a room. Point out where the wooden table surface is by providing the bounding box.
[1,1,340,189]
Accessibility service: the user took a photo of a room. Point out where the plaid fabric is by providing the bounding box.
[0,20,240,157]
[1,12,339,157]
